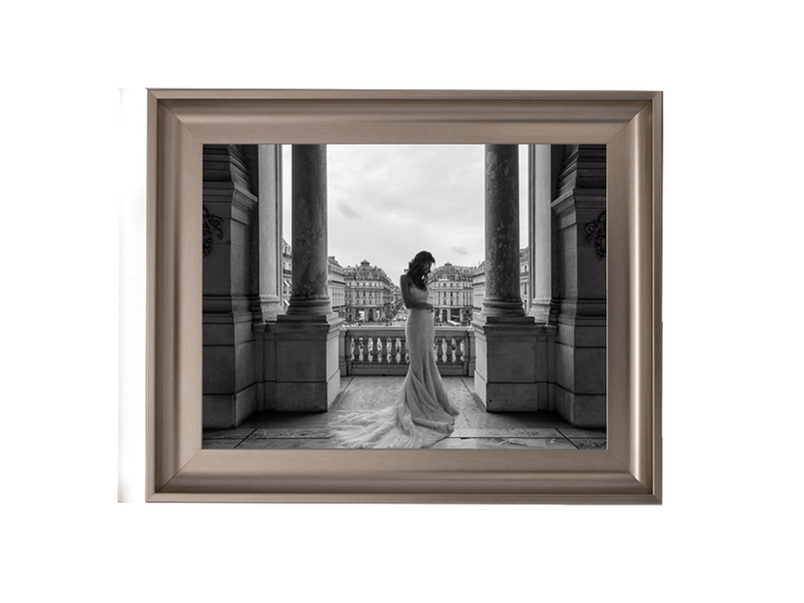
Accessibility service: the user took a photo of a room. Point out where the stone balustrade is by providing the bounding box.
[342,326,474,376]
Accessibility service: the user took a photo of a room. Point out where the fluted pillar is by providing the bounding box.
[528,144,553,324]
[482,145,525,318]
[285,144,333,317]
[253,144,283,322]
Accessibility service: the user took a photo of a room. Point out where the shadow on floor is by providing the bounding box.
[203,376,606,450]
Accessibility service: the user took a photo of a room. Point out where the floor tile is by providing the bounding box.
[237,438,335,449]
[330,376,402,411]
[431,437,576,450]
[202,438,242,449]
[203,376,607,450]
[249,427,331,439]
[568,438,607,450]
[452,427,563,438]
[202,427,256,440]
[558,427,607,438]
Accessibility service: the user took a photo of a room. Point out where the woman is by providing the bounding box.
[330,251,459,448]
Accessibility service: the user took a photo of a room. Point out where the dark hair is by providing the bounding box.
[407,251,435,290]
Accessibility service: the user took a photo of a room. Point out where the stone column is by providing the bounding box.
[271,145,342,411]
[528,144,553,324]
[473,145,551,412]
[482,145,525,319]
[253,144,284,322]
[285,145,333,317]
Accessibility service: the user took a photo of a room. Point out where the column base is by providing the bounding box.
[254,294,283,322]
[203,311,257,428]
[554,387,606,428]
[277,312,340,323]
[472,319,554,412]
[528,299,552,324]
[555,313,606,427]
[269,316,343,411]
[203,384,257,429]
[284,298,334,317]
[480,299,526,319]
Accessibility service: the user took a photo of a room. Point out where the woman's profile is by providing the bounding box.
[330,251,459,448]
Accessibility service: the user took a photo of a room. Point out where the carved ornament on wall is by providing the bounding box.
[585,211,606,260]
[202,206,223,256]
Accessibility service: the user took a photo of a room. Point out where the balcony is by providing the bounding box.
[341,325,473,376]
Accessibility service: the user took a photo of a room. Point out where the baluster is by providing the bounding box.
[380,336,388,364]
[391,337,398,364]
[435,335,443,363]
[357,336,364,362]
[455,336,463,364]
[403,339,410,364]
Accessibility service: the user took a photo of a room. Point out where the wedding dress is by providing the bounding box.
[329,282,460,448]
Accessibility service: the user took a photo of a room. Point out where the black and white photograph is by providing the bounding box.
[6,2,802,602]
[202,143,607,450]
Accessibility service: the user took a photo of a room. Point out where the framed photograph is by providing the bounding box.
[147,89,662,503]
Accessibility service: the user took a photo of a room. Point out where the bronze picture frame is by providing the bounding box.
[146,89,662,503]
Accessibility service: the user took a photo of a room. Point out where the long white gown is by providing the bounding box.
[329,283,460,448]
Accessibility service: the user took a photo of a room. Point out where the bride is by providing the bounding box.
[330,251,460,448]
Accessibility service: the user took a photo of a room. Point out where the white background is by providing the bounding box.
[3,2,802,601]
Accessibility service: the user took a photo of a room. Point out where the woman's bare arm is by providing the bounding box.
[399,274,433,310]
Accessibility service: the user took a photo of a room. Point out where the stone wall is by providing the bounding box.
[202,145,260,428]
[552,144,607,427]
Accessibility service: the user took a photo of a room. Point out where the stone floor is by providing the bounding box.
[203,376,607,450]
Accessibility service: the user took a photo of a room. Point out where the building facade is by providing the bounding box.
[327,256,347,317]
[472,261,485,319]
[344,260,394,322]
[430,262,474,325]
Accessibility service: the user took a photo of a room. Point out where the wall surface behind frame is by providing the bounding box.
[6,3,802,603]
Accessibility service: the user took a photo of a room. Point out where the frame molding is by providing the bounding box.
[146,89,662,503]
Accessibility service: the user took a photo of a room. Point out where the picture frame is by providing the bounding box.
[146,89,662,503]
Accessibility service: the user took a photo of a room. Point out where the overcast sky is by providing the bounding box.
[282,145,529,281]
